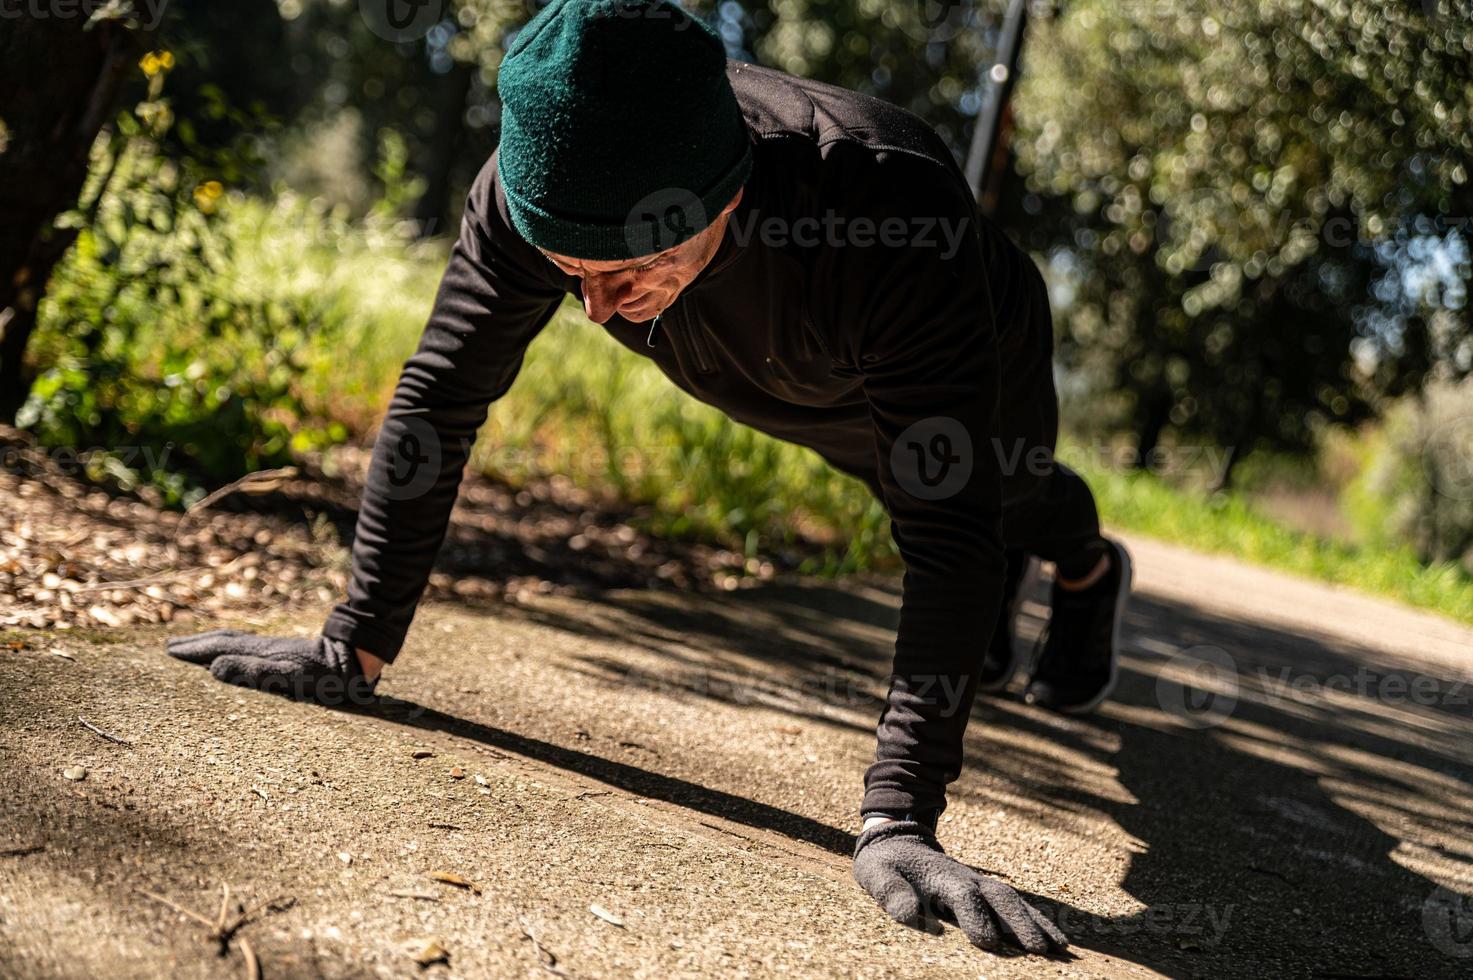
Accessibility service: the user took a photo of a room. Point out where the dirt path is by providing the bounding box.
[3,531,1472,978]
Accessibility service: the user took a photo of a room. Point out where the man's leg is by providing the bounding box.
[990,258,1131,713]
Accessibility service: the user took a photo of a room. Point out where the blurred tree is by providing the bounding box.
[1009,0,1473,479]
[0,4,142,423]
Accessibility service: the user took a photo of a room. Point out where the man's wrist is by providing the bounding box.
[860,807,942,834]
[355,647,386,682]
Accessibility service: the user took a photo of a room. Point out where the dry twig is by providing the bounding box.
[135,884,294,979]
[78,715,130,746]
[517,915,571,978]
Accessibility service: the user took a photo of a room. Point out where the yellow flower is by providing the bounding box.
[140,50,175,78]
[193,181,225,213]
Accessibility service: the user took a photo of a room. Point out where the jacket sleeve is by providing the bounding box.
[321,153,566,661]
[812,148,1008,819]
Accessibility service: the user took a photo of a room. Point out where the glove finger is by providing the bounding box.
[1026,903,1070,951]
[855,861,944,935]
[939,877,1003,951]
[971,878,1051,954]
[165,629,251,664]
[881,877,945,935]
[208,654,297,691]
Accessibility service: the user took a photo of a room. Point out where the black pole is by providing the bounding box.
[963,0,1030,208]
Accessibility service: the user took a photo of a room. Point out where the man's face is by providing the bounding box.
[539,188,743,324]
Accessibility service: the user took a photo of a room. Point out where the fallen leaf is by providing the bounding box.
[589,903,625,928]
[428,871,482,895]
[410,936,450,968]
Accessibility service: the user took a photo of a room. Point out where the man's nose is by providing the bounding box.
[582,274,634,323]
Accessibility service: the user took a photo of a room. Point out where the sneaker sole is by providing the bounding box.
[1053,541,1132,716]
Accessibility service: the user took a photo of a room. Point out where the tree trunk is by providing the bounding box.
[411,59,474,239]
[1134,388,1172,471]
[0,14,136,423]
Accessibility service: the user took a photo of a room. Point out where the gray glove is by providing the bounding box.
[166,630,377,706]
[853,820,1069,955]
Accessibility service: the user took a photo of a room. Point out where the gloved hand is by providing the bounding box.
[853,819,1069,955]
[166,630,377,706]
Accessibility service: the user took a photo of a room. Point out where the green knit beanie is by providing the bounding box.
[496,0,753,261]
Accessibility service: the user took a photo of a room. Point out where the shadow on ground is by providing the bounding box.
[369,573,1473,978]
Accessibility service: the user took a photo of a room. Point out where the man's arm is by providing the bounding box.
[165,153,565,699]
[816,148,1066,955]
[320,153,566,667]
[815,147,1007,822]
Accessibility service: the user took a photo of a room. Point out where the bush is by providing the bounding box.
[1355,383,1473,571]
[20,102,435,506]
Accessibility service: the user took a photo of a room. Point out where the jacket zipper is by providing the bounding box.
[672,302,718,374]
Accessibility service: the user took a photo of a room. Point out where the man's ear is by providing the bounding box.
[721,186,744,216]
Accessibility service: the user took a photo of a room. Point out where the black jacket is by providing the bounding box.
[323,61,1048,819]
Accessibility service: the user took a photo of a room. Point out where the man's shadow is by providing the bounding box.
[346,576,1473,977]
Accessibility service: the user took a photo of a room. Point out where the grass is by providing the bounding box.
[33,188,1468,620]
[321,270,1473,620]
[1064,446,1473,625]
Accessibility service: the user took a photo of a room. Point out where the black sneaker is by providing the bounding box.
[1023,539,1133,714]
[978,548,1027,693]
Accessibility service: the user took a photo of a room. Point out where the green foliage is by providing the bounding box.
[16,81,437,506]
[20,135,346,505]
[1350,384,1473,569]
[1012,0,1473,459]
